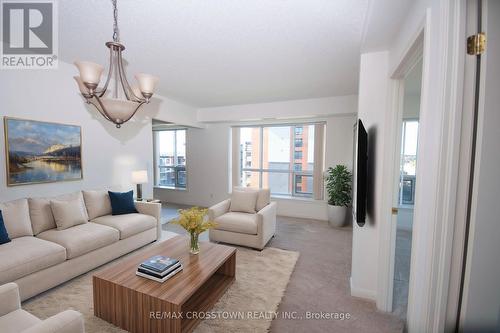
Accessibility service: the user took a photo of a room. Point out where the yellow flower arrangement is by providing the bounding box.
[172,207,217,254]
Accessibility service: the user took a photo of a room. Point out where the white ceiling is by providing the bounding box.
[59,0,411,107]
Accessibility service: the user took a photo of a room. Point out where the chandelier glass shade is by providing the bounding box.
[74,1,159,128]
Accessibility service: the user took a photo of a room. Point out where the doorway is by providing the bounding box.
[392,59,423,319]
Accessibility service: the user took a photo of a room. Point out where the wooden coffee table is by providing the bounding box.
[93,235,236,333]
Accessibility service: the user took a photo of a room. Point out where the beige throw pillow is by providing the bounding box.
[50,198,87,230]
[0,198,33,238]
[82,190,112,220]
[28,197,57,235]
[233,187,271,211]
[54,191,89,221]
[229,190,258,214]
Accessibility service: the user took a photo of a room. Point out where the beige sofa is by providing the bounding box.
[0,282,84,333]
[208,187,276,250]
[0,190,161,301]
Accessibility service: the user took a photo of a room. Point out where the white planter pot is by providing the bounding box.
[327,205,348,228]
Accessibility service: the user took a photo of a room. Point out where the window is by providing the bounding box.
[398,120,418,205]
[154,129,187,189]
[237,124,323,198]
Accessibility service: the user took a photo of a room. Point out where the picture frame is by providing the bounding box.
[4,117,83,186]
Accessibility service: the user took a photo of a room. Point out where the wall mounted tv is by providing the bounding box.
[352,119,367,226]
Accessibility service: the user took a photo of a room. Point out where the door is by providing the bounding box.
[392,59,423,320]
[458,0,500,331]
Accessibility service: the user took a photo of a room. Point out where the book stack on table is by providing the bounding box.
[136,255,183,283]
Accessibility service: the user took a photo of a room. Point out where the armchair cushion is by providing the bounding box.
[0,283,21,317]
[0,309,40,333]
[21,310,84,333]
[214,212,258,235]
[229,190,258,214]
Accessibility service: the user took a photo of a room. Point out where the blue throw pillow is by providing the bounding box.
[108,190,138,215]
[0,210,11,245]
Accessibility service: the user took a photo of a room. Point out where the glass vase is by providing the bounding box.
[189,232,200,255]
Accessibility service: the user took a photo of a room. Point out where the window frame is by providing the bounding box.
[238,124,316,198]
[154,128,187,190]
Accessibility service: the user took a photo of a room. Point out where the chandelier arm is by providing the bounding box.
[96,47,115,97]
[116,50,131,101]
[117,51,145,102]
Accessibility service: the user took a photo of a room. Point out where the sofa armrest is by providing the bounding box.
[257,201,277,244]
[208,199,231,220]
[135,201,162,240]
[21,310,84,333]
[0,282,20,317]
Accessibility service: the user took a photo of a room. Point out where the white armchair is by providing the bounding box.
[208,187,277,250]
[0,283,84,333]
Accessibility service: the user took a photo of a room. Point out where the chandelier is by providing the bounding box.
[73,0,159,128]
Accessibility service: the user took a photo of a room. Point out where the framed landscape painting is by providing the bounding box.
[4,117,82,186]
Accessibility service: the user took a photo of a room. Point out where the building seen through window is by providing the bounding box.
[238,124,315,198]
[154,129,187,189]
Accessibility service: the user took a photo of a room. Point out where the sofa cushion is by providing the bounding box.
[214,212,258,235]
[229,190,258,214]
[83,190,112,220]
[37,223,119,259]
[50,198,87,230]
[54,191,89,221]
[0,236,66,284]
[0,210,11,245]
[28,198,56,235]
[233,187,270,211]
[28,192,89,235]
[108,190,138,215]
[91,213,156,239]
[0,199,33,239]
[0,309,41,333]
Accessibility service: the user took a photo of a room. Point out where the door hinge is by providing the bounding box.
[467,32,486,55]
[392,207,398,215]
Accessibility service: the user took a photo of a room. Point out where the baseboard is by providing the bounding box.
[350,277,377,301]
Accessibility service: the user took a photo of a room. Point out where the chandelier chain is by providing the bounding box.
[112,0,119,42]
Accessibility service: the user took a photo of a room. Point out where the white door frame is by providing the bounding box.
[376,1,468,331]
[376,18,425,314]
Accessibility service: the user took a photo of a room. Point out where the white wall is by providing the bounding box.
[350,51,389,301]
[156,96,357,221]
[0,61,198,203]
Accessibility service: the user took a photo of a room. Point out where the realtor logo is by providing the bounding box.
[1,0,58,69]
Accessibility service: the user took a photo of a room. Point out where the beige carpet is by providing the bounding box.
[23,244,299,333]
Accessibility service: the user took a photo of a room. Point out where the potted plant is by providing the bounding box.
[172,207,217,254]
[325,165,352,227]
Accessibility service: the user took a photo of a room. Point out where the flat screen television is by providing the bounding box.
[352,119,367,226]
